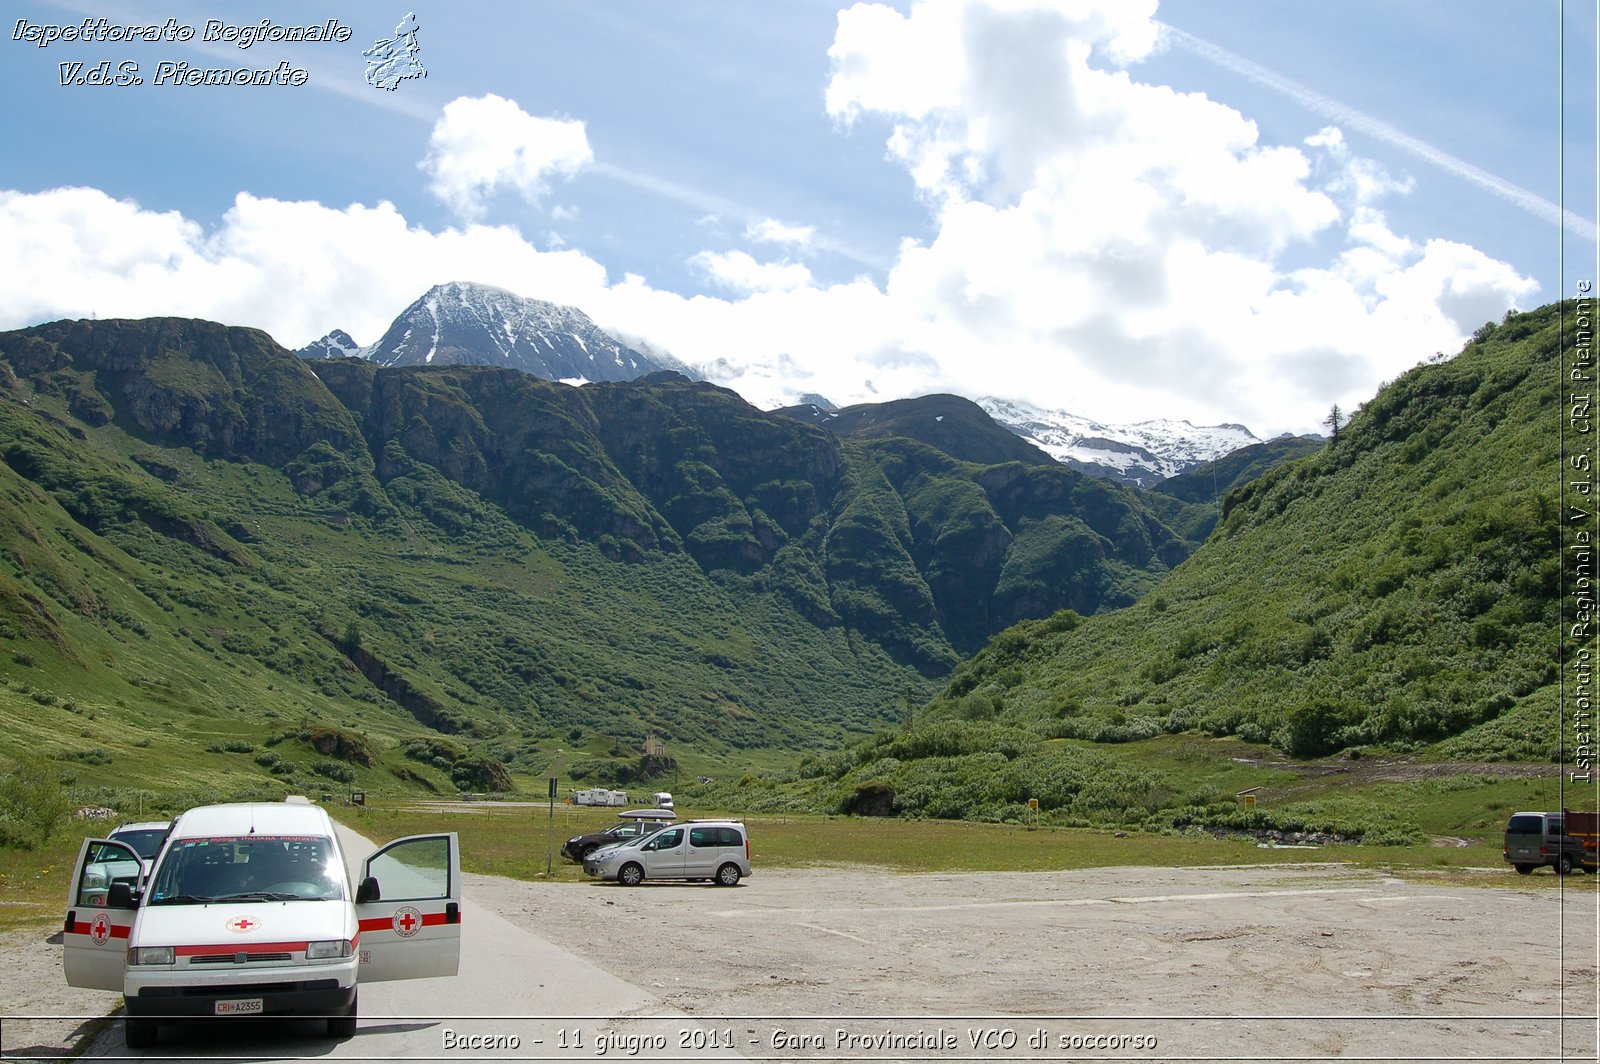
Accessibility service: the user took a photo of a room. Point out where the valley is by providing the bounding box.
[0,300,1586,856]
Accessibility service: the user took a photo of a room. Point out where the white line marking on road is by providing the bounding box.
[796,922,873,943]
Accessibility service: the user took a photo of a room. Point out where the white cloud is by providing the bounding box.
[1306,127,1414,209]
[745,218,816,249]
[0,187,608,347]
[421,94,593,220]
[690,250,814,293]
[1164,22,1598,243]
[813,0,1535,431]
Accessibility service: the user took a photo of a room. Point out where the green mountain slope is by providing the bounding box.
[1147,435,1325,541]
[770,303,1566,830]
[0,318,1199,801]
[777,393,1058,468]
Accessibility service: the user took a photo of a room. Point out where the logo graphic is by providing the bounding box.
[364,12,426,91]
[392,906,423,937]
[226,916,259,933]
[90,914,111,945]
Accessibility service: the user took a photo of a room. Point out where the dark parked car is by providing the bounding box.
[560,811,675,863]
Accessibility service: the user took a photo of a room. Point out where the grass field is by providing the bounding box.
[331,800,1600,890]
[0,833,80,934]
[9,797,1597,938]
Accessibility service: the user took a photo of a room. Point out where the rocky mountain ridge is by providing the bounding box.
[294,283,1265,487]
[977,397,1264,486]
[297,281,670,384]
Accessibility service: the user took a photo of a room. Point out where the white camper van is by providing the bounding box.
[63,800,461,1048]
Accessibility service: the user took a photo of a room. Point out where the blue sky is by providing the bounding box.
[1,0,1594,436]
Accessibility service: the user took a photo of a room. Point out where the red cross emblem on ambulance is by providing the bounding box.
[226,916,258,933]
[90,914,110,945]
[393,906,423,938]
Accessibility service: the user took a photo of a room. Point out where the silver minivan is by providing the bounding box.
[583,820,751,887]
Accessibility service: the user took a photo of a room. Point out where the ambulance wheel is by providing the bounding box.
[619,863,644,887]
[327,992,357,1039]
[124,1018,157,1049]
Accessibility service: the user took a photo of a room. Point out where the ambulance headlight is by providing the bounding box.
[306,939,354,960]
[129,946,174,966]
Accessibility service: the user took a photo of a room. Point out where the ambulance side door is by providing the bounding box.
[62,838,141,991]
[354,833,461,982]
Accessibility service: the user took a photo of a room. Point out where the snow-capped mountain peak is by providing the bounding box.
[977,397,1259,486]
[360,281,669,382]
[295,328,366,361]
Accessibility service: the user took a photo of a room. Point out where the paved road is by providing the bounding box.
[77,823,743,1061]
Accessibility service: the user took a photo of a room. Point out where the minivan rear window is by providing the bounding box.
[1507,815,1546,834]
[690,826,740,848]
[109,828,168,860]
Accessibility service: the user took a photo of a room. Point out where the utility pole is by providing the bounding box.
[546,777,556,876]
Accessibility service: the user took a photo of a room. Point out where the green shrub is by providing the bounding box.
[0,756,71,849]
[450,755,513,793]
[310,759,356,784]
[59,748,114,766]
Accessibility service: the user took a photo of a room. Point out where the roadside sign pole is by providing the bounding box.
[547,777,557,876]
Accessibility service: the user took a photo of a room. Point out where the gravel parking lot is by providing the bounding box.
[506,861,1598,1062]
[6,860,1598,1061]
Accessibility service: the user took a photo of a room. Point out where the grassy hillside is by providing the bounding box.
[703,303,1572,839]
[0,317,1201,816]
[982,305,1562,759]
[1147,434,1324,541]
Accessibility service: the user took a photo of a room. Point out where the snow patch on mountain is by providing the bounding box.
[362,281,668,382]
[295,329,366,361]
[978,397,1259,486]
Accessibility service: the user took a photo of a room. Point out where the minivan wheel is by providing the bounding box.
[715,862,742,887]
[1514,864,1535,875]
[327,991,358,1039]
[1558,854,1574,875]
[124,1018,157,1049]
[619,862,644,887]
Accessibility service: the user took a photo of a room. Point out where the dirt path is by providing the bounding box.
[0,929,119,1058]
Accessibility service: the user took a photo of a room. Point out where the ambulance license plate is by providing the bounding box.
[214,998,264,1016]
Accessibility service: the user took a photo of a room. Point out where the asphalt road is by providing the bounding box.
[77,822,740,1062]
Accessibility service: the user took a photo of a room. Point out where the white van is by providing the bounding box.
[62,800,461,1048]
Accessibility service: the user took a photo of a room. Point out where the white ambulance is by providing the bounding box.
[62,800,461,1049]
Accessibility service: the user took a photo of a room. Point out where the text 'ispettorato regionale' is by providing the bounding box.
[13,18,352,88]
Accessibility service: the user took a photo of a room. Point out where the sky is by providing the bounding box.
[0,0,1595,438]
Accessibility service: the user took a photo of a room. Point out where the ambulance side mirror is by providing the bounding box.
[107,882,137,910]
[356,876,380,904]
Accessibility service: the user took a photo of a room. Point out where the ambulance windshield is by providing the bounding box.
[147,835,344,904]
